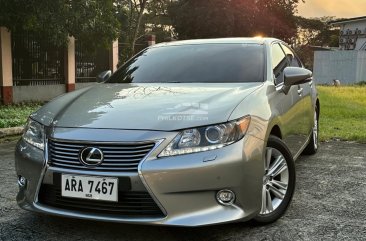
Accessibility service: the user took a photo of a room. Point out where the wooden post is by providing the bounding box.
[0,27,13,104]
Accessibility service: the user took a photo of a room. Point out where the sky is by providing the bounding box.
[298,0,366,18]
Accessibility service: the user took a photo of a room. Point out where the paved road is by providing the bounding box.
[1,140,365,241]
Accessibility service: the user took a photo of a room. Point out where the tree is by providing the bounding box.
[117,0,174,62]
[295,16,339,47]
[169,0,253,39]
[254,0,303,41]
[0,0,120,48]
[129,0,148,54]
[116,0,148,57]
[144,0,176,42]
[294,16,340,69]
[168,0,303,41]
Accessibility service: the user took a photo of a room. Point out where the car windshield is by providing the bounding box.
[107,43,265,84]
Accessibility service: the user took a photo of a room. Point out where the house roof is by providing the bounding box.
[330,16,366,25]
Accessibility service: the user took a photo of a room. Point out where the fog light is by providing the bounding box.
[18,176,27,187]
[216,189,235,205]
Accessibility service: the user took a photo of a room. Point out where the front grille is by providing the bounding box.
[48,139,156,172]
[38,174,165,218]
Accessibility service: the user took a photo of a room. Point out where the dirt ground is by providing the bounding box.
[0,140,365,241]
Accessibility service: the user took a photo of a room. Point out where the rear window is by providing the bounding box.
[107,43,265,84]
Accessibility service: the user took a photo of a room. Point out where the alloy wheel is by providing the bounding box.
[260,147,289,215]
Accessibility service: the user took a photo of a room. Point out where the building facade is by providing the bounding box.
[334,16,366,51]
[313,16,366,85]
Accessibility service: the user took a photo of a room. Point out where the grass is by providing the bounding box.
[318,86,366,143]
[0,103,42,128]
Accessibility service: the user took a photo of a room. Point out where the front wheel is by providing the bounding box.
[253,135,296,224]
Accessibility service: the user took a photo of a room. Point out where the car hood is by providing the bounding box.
[31,83,262,131]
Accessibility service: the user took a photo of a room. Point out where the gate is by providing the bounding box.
[11,32,65,86]
[75,41,109,83]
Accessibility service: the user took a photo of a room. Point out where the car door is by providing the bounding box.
[280,44,313,141]
[271,43,305,156]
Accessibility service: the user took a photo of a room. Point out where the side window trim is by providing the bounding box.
[271,42,288,86]
[280,43,304,68]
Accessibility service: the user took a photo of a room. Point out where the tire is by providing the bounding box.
[303,106,319,155]
[253,135,296,224]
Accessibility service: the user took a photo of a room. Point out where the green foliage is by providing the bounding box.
[144,0,175,42]
[116,0,148,61]
[295,16,339,47]
[0,103,42,128]
[0,0,120,48]
[116,0,174,62]
[294,16,340,69]
[68,0,121,49]
[168,0,302,41]
[254,0,302,41]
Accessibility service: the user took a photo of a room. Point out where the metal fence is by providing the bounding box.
[75,41,109,83]
[11,32,65,86]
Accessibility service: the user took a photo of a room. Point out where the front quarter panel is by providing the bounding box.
[229,81,306,157]
[140,135,265,226]
[229,83,273,141]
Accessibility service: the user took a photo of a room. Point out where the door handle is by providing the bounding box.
[298,88,303,95]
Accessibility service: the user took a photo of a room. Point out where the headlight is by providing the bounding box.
[159,116,251,157]
[23,119,45,150]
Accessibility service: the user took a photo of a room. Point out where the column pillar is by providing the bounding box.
[147,35,156,46]
[65,36,75,92]
[0,27,13,104]
[109,40,119,73]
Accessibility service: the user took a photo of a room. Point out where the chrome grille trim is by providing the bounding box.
[48,139,156,172]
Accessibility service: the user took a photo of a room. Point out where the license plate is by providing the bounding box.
[61,174,118,202]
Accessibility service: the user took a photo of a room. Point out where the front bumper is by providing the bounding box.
[15,128,265,226]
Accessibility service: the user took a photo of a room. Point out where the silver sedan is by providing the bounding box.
[15,38,319,226]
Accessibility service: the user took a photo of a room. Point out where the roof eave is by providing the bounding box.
[330,16,366,26]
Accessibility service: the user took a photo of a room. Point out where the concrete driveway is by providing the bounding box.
[0,140,365,241]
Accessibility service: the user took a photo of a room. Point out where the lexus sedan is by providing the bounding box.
[15,38,319,226]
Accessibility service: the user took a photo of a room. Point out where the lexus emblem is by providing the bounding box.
[79,147,104,166]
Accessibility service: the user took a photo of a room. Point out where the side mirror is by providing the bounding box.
[282,67,312,94]
[97,70,112,83]
[284,67,312,86]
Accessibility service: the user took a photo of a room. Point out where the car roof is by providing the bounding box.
[152,37,281,48]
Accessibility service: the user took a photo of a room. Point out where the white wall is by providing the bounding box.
[13,85,65,103]
[356,51,366,82]
[314,51,366,84]
[12,82,99,103]
[75,82,97,90]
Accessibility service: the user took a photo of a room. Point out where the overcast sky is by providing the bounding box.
[298,0,366,18]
